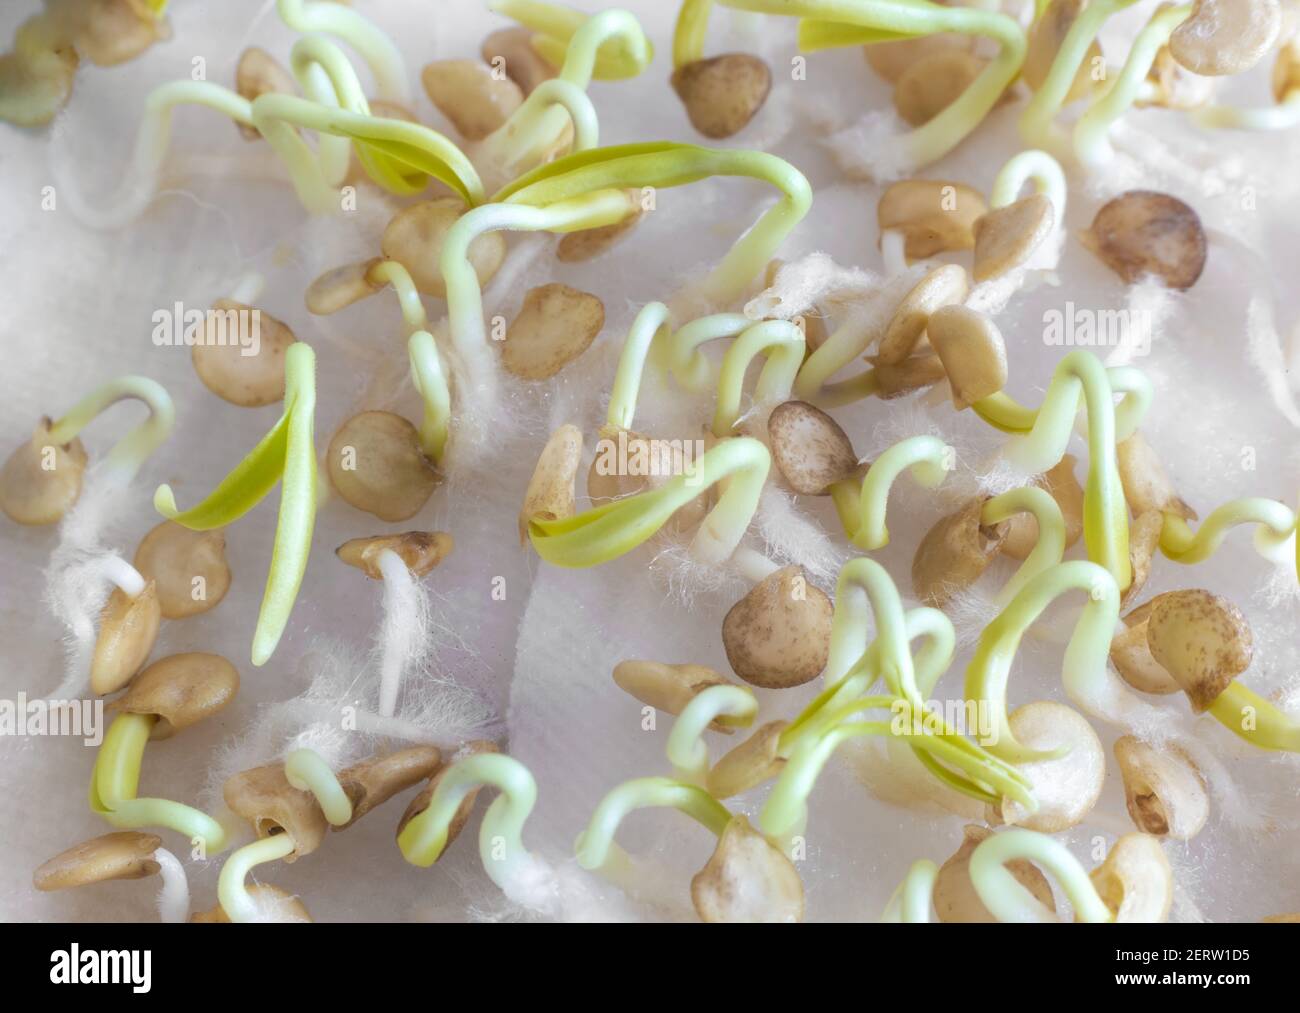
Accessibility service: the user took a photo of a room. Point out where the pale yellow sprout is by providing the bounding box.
[1114,736,1209,840]
[1081,191,1207,290]
[932,825,1056,923]
[327,411,440,522]
[234,47,296,140]
[107,652,238,740]
[989,702,1105,833]
[380,199,507,298]
[332,747,443,830]
[335,531,454,580]
[501,283,605,380]
[1000,456,1084,561]
[1023,0,1104,104]
[34,832,161,892]
[396,741,499,857]
[691,815,804,923]
[721,566,833,689]
[877,180,989,261]
[421,59,525,140]
[91,581,161,696]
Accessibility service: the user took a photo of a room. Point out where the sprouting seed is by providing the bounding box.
[864,31,975,85]
[691,815,804,923]
[612,660,743,732]
[671,53,771,139]
[1089,832,1174,922]
[304,257,384,316]
[1124,509,1165,606]
[0,418,87,525]
[481,27,557,95]
[421,58,524,141]
[1146,588,1253,712]
[326,411,440,522]
[191,301,296,407]
[33,831,162,892]
[972,194,1055,283]
[932,825,1056,923]
[706,720,788,799]
[925,305,1008,410]
[133,520,231,619]
[223,763,329,862]
[1114,736,1209,840]
[234,47,295,140]
[989,702,1105,833]
[191,884,311,924]
[877,264,968,365]
[1139,46,1216,111]
[380,198,506,298]
[1116,431,1197,521]
[1109,597,1182,696]
[91,581,160,696]
[106,652,239,739]
[1080,190,1207,290]
[893,50,986,127]
[877,180,988,261]
[873,353,948,399]
[767,401,860,496]
[912,497,1008,609]
[556,194,645,263]
[721,566,833,689]
[501,283,605,381]
[1023,0,1104,104]
[1000,455,1084,560]
[333,747,443,830]
[520,424,583,543]
[0,35,78,128]
[1169,0,1282,77]
[397,740,499,854]
[586,424,709,531]
[336,531,454,580]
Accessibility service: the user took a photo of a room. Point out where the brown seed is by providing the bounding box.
[933,825,1056,923]
[0,418,87,525]
[304,258,385,316]
[90,582,161,696]
[990,702,1105,833]
[1116,431,1197,520]
[878,264,969,365]
[1081,190,1207,290]
[1023,0,1104,103]
[1000,455,1085,560]
[71,0,167,68]
[333,747,443,829]
[481,27,557,95]
[722,566,832,689]
[612,660,741,732]
[520,424,583,543]
[767,401,859,496]
[107,652,238,739]
[396,740,499,849]
[327,411,440,522]
[691,815,804,923]
[223,764,329,861]
[192,301,295,407]
[1114,736,1209,840]
[191,884,312,923]
[1109,598,1181,695]
[420,59,524,140]
[380,198,506,298]
[336,531,454,580]
[33,831,161,891]
[1089,833,1173,922]
[706,720,788,799]
[1170,0,1282,77]
[586,424,708,531]
[864,31,975,84]
[234,46,295,140]
[556,193,644,263]
[926,305,1008,410]
[671,53,771,139]
[873,353,947,399]
[877,180,988,260]
[1147,589,1253,712]
[133,520,231,620]
[912,497,1008,608]
[1139,45,1216,110]
[501,283,605,380]
[893,50,985,126]
[973,195,1056,283]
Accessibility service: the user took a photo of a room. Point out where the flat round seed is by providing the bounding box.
[0,418,87,525]
[926,305,1008,410]
[421,58,523,140]
[334,746,443,829]
[223,764,328,861]
[380,198,506,298]
[1090,833,1173,922]
[235,46,295,140]
[397,741,499,848]
[691,815,804,923]
[1114,736,1209,840]
[671,53,771,139]
[767,401,859,496]
[933,825,1056,923]
[556,192,644,262]
[192,300,295,407]
[304,258,384,316]
[501,283,605,380]
[972,194,1055,282]
[878,264,969,365]
[108,652,239,738]
[1170,0,1282,76]
[1147,589,1253,712]
[912,497,1008,608]
[991,702,1105,833]
[90,582,161,696]
[893,50,985,126]
[133,521,231,619]
[520,424,583,542]
[1000,455,1085,559]
[1024,0,1104,103]
[191,884,312,923]
[327,411,440,522]
[864,32,975,84]
[706,720,788,799]
[481,27,557,95]
[1081,190,1207,290]
[34,831,161,891]
[877,180,988,260]
[722,566,832,689]
[336,531,454,579]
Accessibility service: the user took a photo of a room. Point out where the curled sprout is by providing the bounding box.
[831,434,953,550]
[217,834,297,924]
[42,375,176,489]
[275,0,409,104]
[283,749,354,827]
[495,141,813,306]
[967,828,1115,923]
[981,486,1067,604]
[498,0,653,78]
[397,753,539,894]
[154,343,318,667]
[989,148,1067,219]
[880,859,940,923]
[1159,497,1298,579]
[606,301,674,432]
[89,714,228,854]
[667,685,759,782]
[528,436,771,568]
